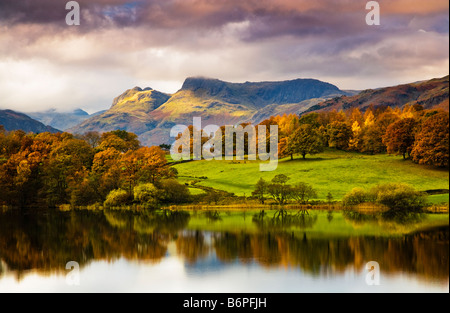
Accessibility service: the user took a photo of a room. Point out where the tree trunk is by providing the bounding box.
[290,154,293,161]
[302,153,306,159]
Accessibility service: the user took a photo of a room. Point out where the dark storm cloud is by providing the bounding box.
[1,0,448,39]
[0,0,142,27]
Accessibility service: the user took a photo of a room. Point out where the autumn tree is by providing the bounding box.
[0,126,5,152]
[91,148,122,198]
[99,130,140,152]
[360,125,386,155]
[42,136,94,206]
[120,146,172,192]
[327,121,353,150]
[278,137,294,160]
[0,130,26,157]
[376,109,401,135]
[298,113,321,128]
[411,111,449,168]
[348,108,364,126]
[80,131,101,148]
[0,132,58,206]
[256,118,279,155]
[327,110,347,124]
[277,114,300,138]
[288,124,324,159]
[383,118,418,159]
[358,108,401,154]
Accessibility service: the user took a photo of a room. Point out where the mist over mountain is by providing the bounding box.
[27,108,104,131]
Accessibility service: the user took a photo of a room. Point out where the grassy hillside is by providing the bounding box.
[174,149,449,201]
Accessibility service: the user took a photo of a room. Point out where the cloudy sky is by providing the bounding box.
[0,0,448,113]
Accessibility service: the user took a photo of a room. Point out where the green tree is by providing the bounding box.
[342,188,369,206]
[327,121,353,150]
[326,192,334,204]
[133,183,160,207]
[158,179,190,204]
[298,113,321,128]
[104,189,131,207]
[290,182,317,204]
[288,124,324,159]
[252,178,268,204]
[267,175,291,205]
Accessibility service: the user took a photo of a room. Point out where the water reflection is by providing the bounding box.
[0,209,448,287]
[252,210,319,231]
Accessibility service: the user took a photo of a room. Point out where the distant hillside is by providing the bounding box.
[70,77,348,146]
[28,108,91,131]
[0,110,60,133]
[304,76,449,114]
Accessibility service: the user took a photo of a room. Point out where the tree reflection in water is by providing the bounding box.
[0,209,448,284]
[252,209,318,231]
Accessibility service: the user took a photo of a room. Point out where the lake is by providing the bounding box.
[0,209,448,293]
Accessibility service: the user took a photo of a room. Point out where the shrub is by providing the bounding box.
[342,188,369,206]
[104,189,131,207]
[370,183,427,213]
[133,183,160,207]
[158,179,190,204]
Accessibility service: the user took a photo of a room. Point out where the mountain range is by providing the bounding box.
[1,76,448,144]
[70,77,352,146]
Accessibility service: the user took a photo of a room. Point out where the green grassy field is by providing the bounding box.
[174,149,449,201]
[188,187,207,195]
[428,194,450,205]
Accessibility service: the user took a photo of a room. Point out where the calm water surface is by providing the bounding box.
[0,209,448,293]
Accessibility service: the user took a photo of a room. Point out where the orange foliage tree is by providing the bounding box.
[411,111,449,168]
[383,118,418,159]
